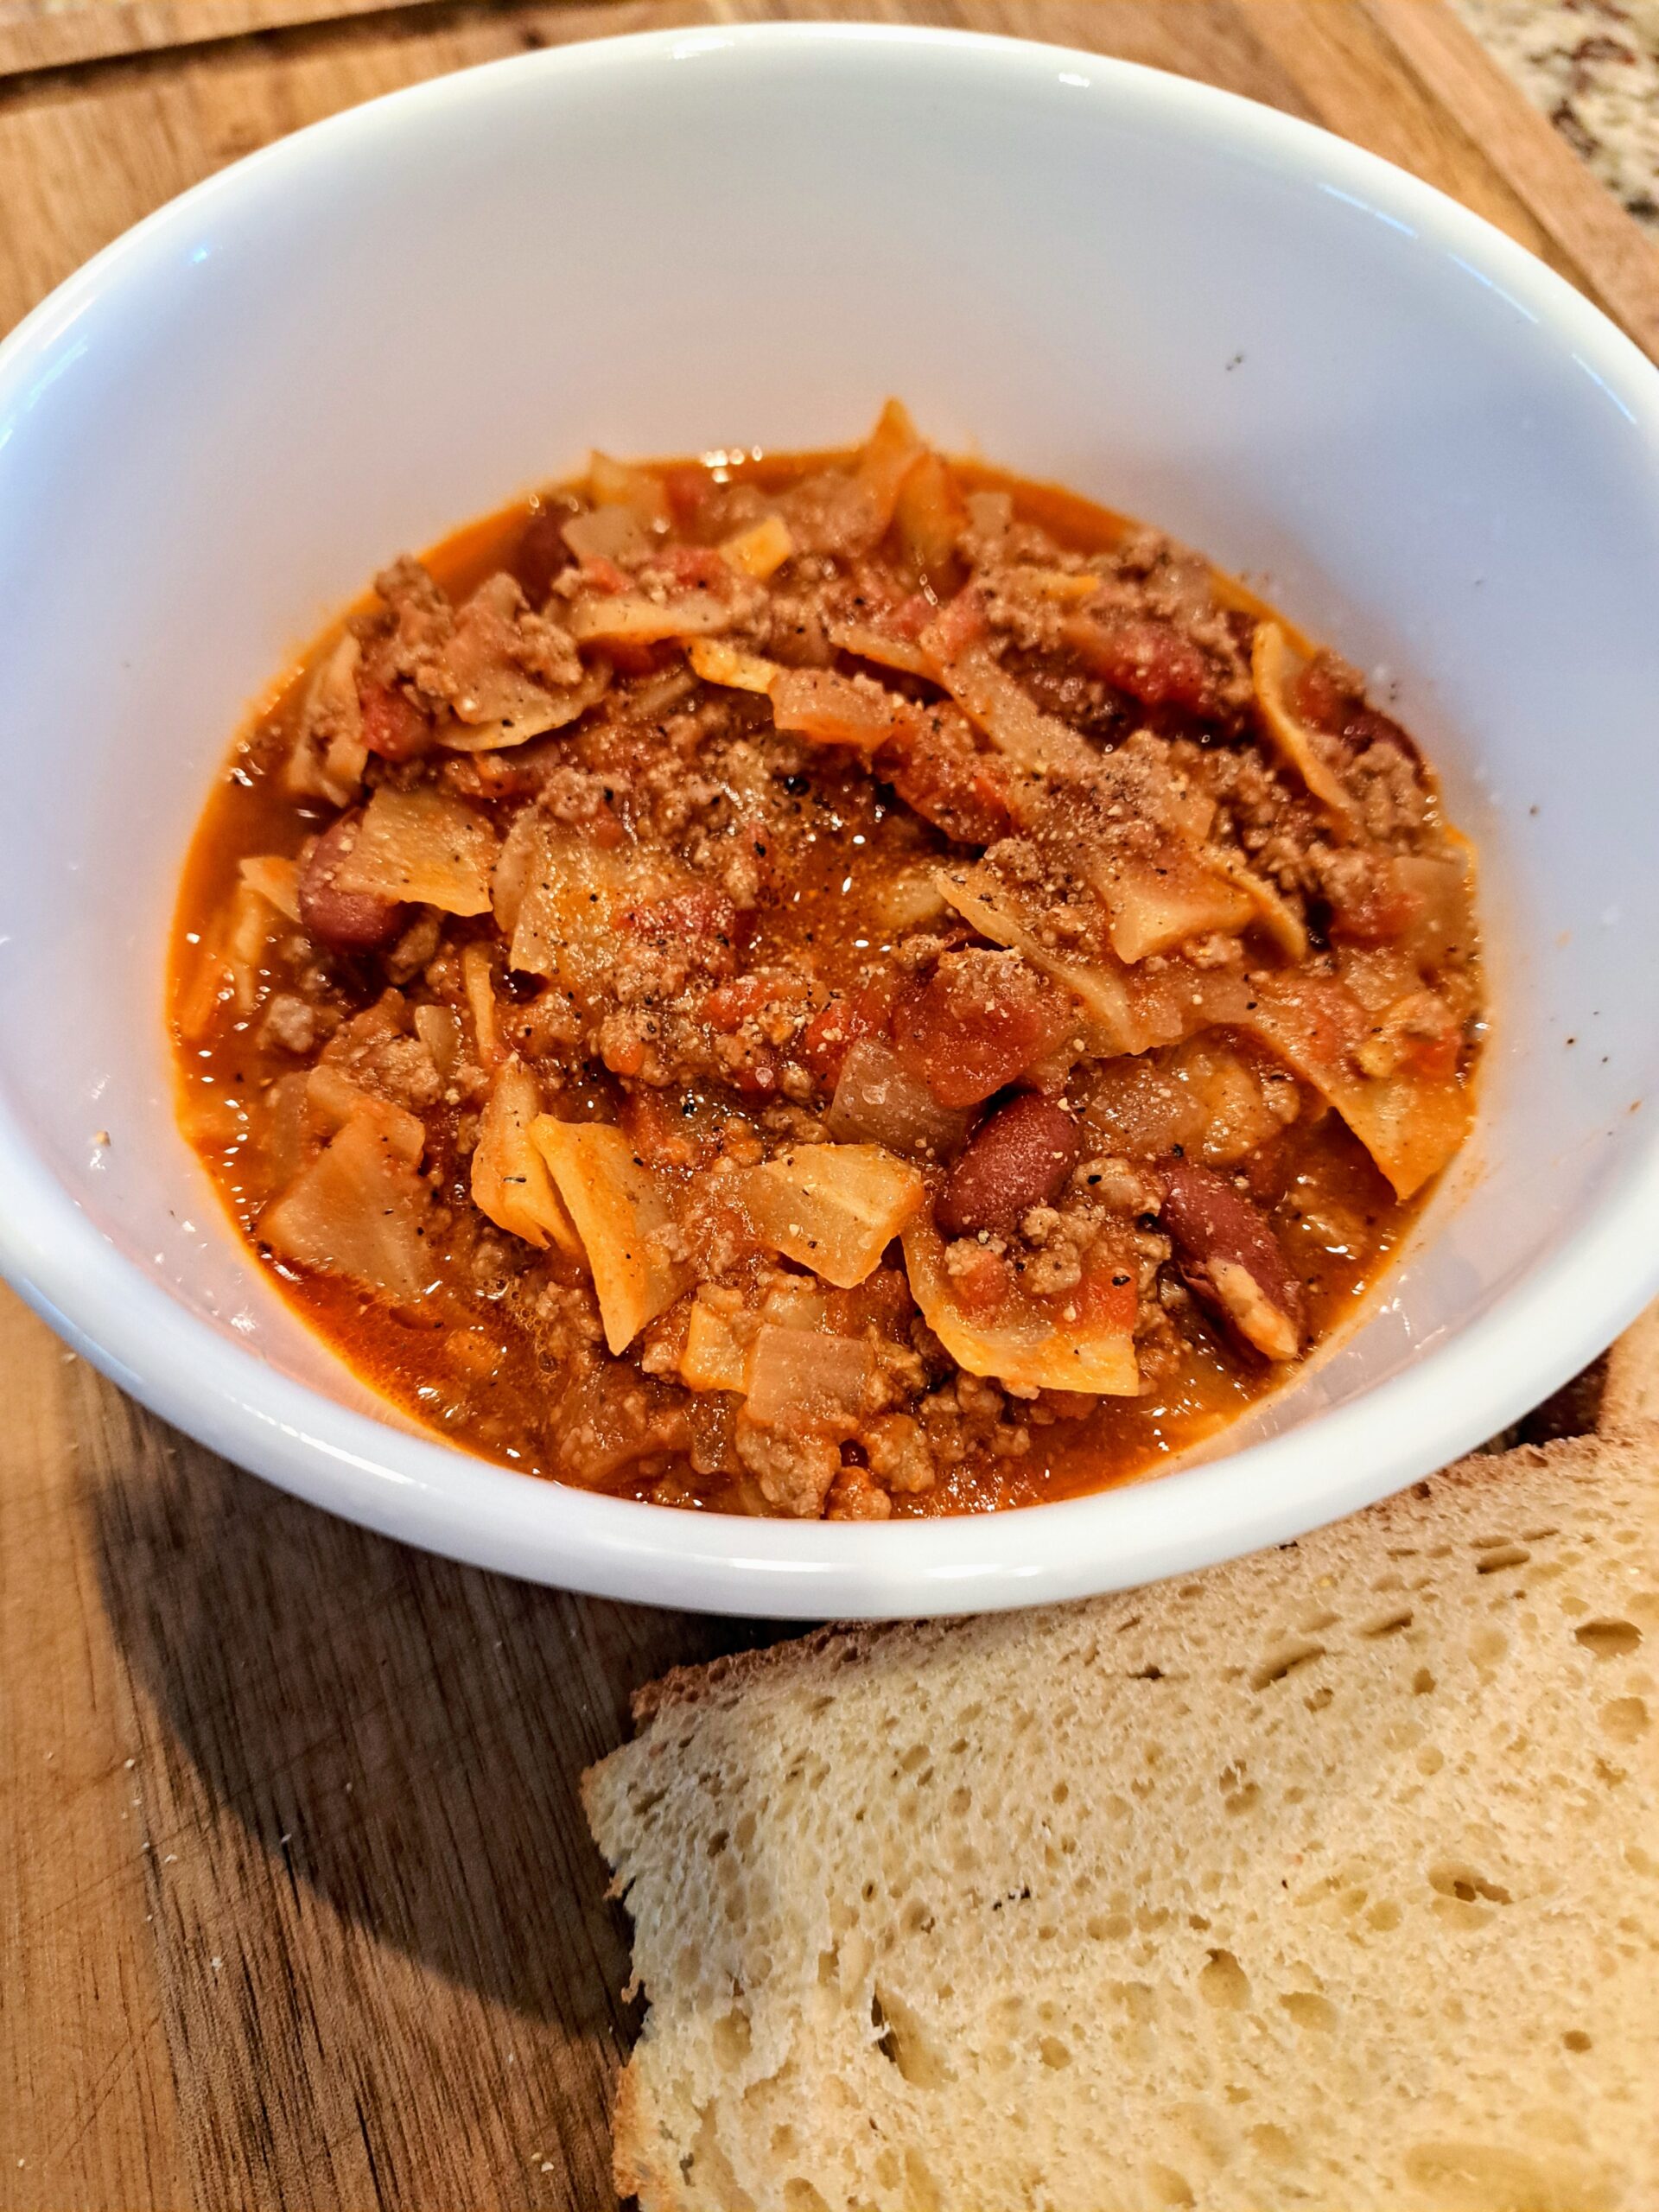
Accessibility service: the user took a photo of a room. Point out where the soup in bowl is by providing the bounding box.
[0,26,1655,1614]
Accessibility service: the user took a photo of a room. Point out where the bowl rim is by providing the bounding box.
[3,18,1658,1618]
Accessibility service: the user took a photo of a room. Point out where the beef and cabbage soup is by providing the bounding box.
[171,404,1482,1519]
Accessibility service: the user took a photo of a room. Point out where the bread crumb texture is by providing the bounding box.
[584,1437,1659,2211]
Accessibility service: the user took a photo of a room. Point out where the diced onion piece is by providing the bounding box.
[563,503,652,570]
[688,638,781,695]
[566,591,732,645]
[1251,623,1363,839]
[769,668,899,753]
[1393,842,1478,969]
[222,878,282,1013]
[721,513,795,582]
[260,1105,433,1302]
[743,1322,874,1431]
[238,855,302,924]
[965,488,1014,543]
[1007,566,1100,605]
[302,1065,425,1160]
[175,936,231,1044]
[759,1275,830,1332]
[471,1058,581,1255]
[287,632,368,805]
[1209,847,1309,962]
[933,865,1179,1056]
[893,450,967,591]
[461,942,502,1065]
[412,1001,462,1079]
[901,1216,1138,1396]
[827,621,934,678]
[303,1062,363,1138]
[825,1038,969,1162]
[1086,844,1253,963]
[744,1143,925,1287]
[528,1118,690,1353]
[333,785,499,916]
[622,665,699,723]
[868,867,949,933]
[588,452,671,530]
[680,1293,747,1393]
[931,639,1100,780]
[258,1069,312,1191]
[853,398,925,536]
[219,874,295,1016]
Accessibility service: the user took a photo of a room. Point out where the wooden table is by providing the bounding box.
[2,7,1656,2208]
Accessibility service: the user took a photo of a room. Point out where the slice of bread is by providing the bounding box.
[585,1435,1659,2212]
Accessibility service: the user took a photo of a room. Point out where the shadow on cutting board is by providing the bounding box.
[91,1422,795,2027]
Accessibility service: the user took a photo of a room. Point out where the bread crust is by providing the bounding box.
[616,1437,1616,1731]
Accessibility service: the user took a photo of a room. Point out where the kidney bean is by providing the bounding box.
[1160,1160,1306,1363]
[936,1093,1082,1239]
[509,497,582,603]
[296,810,406,954]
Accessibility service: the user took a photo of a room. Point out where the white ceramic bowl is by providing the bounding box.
[2,24,1657,1618]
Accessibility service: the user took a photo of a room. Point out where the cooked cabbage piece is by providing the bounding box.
[744,1144,925,1288]
[529,1118,690,1353]
[471,1059,580,1255]
[1251,622,1363,838]
[901,1217,1138,1397]
[334,786,499,915]
[259,1102,432,1302]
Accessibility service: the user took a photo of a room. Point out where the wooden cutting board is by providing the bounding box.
[1,9,1655,2210]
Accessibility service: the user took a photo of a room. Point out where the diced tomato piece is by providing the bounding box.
[1061,610,1216,715]
[879,702,1014,847]
[893,950,1070,1109]
[605,638,677,678]
[660,543,733,592]
[1292,655,1416,759]
[356,677,431,761]
[625,885,741,976]
[1289,658,1350,736]
[922,585,989,663]
[664,466,718,533]
[620,1088,707,1167]
[580,553,632,595]
[950,1243,1012,1324]
[1071,1263,1139,1336]
[601,1030,647,1078]
[1325,868,1423,945]
[1402,1028,1461,1083]
[888,592,935,642]
[800,980,895,1088]
[701,972,771,1033]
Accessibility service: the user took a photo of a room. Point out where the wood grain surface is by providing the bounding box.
[0,0,442,79]
[2,7,1656,2209]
